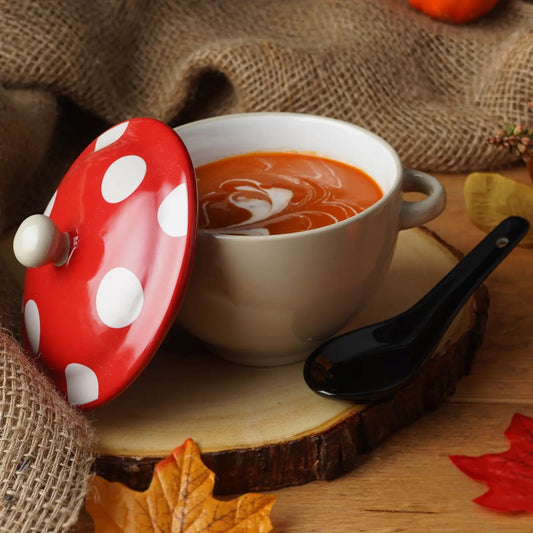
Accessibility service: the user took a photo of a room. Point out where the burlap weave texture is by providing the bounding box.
[1,0,533,185]
[0,327,94,532]
[0,0,532,530]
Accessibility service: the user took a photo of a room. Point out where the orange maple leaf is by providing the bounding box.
[86,439,276,532]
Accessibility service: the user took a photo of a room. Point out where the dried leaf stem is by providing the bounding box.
[486,102,533,162]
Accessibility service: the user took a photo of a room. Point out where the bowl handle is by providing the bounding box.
[398,169,446,230]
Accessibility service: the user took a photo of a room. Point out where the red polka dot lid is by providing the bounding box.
[14,118,197,409]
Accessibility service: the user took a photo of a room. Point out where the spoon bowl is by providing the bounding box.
[304,217,529,404]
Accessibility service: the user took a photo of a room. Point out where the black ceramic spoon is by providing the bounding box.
[304,216,529,404]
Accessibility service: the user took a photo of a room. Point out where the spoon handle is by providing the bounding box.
[394,216,529,353]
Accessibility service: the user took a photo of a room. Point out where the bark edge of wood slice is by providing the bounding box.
[92,227,489,495]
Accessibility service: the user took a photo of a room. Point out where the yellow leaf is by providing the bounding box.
[86,439,276,532]
[464,172,533,247]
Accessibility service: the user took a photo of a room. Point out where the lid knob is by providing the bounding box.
[13,214,70,268]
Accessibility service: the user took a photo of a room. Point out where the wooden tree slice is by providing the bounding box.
[92,227,488,494]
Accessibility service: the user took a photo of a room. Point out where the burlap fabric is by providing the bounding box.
[0,0,532,531]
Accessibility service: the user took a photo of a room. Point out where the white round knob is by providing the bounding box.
[13,214,70,268]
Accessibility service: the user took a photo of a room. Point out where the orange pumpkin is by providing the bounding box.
[408,0,500,24]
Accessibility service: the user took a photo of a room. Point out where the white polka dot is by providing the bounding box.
[94,122,129,151]
[43,191,57,217]
[65,363,99,406]
[24,300,40,354]
[96,267,144,328]
[101,155,146,204]
[157,183,189,237]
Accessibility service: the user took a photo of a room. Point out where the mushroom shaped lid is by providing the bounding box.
[16,118,197,409]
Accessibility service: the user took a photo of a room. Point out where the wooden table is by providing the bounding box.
[73,166,533,532]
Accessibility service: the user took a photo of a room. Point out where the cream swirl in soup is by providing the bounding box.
[196,152,383,236]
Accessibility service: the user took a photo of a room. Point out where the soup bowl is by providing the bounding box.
[175,113,446,366]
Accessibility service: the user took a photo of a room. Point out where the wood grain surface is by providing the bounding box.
[90,225,486,495]
[73,167,533,532]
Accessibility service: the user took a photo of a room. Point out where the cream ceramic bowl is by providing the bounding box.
[175,113,446,366]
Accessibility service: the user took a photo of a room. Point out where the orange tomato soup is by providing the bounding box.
[196,152,383,236]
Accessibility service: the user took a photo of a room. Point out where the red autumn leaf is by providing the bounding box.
[450,413,533,513]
